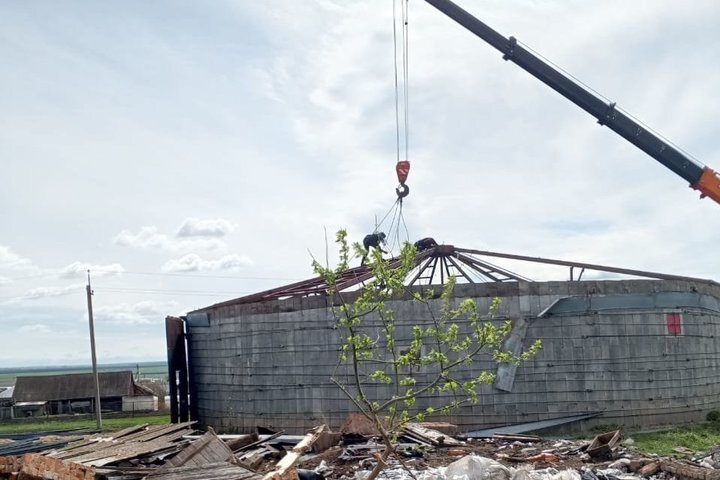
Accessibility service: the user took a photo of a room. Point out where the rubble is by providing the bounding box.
[587,431,622,459]
[403,424,464,448]
[0,420,719,480]
[263,425,328,480]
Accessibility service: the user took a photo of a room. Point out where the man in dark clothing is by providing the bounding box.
[362,232,387,265]
[414,237,438,252]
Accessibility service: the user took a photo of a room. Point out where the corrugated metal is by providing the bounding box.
[539,292,720,316]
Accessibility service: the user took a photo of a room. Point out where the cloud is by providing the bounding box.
[94,300,177,325]
[59,261,125,279]
[176,217,234,238]
[7,283,86,303]
[0,276,10,286]
[113,226,224,252]
[161,253,253,273]
[0,245,33,270]
[18,324,51,334]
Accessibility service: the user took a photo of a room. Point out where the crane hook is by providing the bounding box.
[396,183,410,199]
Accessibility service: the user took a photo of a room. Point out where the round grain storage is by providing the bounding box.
[181,276,720,434]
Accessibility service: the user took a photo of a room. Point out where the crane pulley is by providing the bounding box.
[395,160,410,199]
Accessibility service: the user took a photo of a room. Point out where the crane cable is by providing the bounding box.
[388,0,411,252]
[371,197,410,254]
[393,0,410,202]
[368,0,411,256]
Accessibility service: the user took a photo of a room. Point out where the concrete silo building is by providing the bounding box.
[166,244,720,433]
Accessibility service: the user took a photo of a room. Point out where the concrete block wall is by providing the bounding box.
[187,279,720,433]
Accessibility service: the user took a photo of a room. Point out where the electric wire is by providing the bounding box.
[0,286,257,302]
[99,287,251,297]
[112,271,295,281]
[2,269,297,282]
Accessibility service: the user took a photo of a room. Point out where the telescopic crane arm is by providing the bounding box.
[425,0,720,205]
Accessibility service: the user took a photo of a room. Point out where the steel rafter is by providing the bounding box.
[454,248,716,284]
[194,243,716,311]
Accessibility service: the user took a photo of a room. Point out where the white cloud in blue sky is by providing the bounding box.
[2,0,720,366]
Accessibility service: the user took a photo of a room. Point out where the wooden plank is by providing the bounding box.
[587,430,621,458]
[166,429,234,468]
[263,425,326,480]
[235,431,284,453]
[108,423,151,440]
[418,422,458,437]
[238,447,272,470]
[52,423,154,458]
[57,425,194,465]
[403,423,463,446]
[62,429,192,466]
[399,432,433,447]
[49,438,109,459]
[226,433,259,452]
[492,433,542,443]
[85,438,180,467]
[53,423,190,460]
[128,421,196,442]
[146,461,261,480]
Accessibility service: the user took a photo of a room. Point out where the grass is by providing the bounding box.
[0,414,170,435]
[631,422,720,456]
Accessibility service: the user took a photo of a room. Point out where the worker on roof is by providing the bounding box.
[414,237,438,252]
[361,232,387,265]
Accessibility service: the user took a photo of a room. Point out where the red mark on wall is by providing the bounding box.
[666,313,682,336]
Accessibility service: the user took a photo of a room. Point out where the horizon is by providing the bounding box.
[0,359,167,372]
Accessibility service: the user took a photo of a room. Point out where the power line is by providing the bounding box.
[0,285,259,302]
[99,287,253,297]
[3,269,299,282]
[110,270,298,281]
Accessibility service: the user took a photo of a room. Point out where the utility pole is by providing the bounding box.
[86,270,102,430]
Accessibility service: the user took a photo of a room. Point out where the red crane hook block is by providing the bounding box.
[396,160,410,185]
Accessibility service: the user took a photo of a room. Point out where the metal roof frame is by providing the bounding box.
[200,244,716,310]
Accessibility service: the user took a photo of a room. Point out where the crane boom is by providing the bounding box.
[425,0,720,205]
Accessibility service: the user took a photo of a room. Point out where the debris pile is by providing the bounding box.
[1,420,720,480]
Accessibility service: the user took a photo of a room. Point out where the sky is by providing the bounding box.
[2,0,720,367]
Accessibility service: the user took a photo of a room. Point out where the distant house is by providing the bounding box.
[13,371,158,417]
[0,387,14,419]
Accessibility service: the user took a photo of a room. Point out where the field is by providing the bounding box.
[0,361,167,387]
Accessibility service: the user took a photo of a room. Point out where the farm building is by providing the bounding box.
[13,371,158,417]
[0,387,13,420]
[166,243,720,434]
